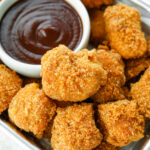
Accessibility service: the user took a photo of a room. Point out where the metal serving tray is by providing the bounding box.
[0,0,150,149]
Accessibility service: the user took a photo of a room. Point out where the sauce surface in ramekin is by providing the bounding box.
[0,0,83,64]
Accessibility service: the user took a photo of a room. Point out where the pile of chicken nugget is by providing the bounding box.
[1,0,150,150]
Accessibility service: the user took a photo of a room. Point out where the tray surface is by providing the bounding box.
[0,0,150,150]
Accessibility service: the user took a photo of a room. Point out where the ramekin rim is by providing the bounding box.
[0,0,90,76]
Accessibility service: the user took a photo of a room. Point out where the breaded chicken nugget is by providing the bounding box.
[0,64,22,114]
[51,103,103,150]
[8,83,56,138]
[81,0,114,8]
[125,56,150,81]
[93,50,126,103]
[98,100,145,146]
[41,45,107,102]
[104,4,147,59]
[131,67,150,118]
[95,142,118,150]
[89,9,106,44]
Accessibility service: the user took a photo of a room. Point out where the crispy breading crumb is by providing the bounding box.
[8,83,56,138]
[93,50,126,103]
[131,67,150,118]
[81,0,114,8]
[98,100,145,146]
[0,64,22,114]
[51,103,103,150]
[41,45,107,102]
[104,4,147,59]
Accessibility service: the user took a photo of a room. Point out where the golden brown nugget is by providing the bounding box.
[81,0,114,8]
[131,67,150,118]
[41,45,107,102]
[125,56,150,81]
[104,4,147,59]
[98,100,145,146]
[51,104,103,150]
[90,10,105,44]
[0,64,22,114]
[8,83,56,138]
[95,142,118,150]
[93,50,126,103]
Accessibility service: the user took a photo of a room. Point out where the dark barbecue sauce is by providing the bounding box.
[0,0,83,64]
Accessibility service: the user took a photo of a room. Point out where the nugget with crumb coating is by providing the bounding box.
[41,45,107,102]
[81,0,114,8]
[104,4,147,59]
[90,9,105,44]
[0,64,22,114]
[131,67,150,118]
[93,50,126,103]
[98,100,145,146]
[95,142,118,150]
[51,103,103,150]
[125,56,150,81]
[8,83,56,138]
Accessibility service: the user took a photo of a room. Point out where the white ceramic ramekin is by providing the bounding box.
[0,0,90,78]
